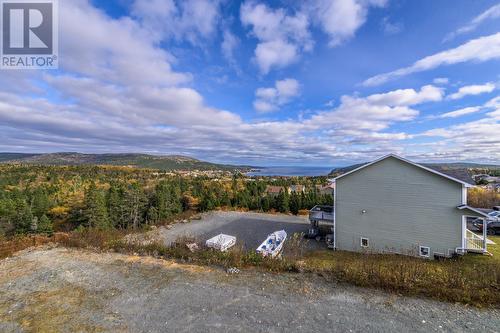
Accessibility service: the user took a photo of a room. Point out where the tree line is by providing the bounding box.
[0,165,332,237]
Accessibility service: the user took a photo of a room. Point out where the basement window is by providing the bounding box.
[360,237,369,248]
[419,246,430,258]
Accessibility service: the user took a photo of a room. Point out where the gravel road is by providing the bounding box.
[1,247,499,333]
[155,211,324,250]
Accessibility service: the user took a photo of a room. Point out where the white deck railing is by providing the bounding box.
[465,229,485,251]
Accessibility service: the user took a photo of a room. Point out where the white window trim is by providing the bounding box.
[419,246,430,258]
[360,237,369,248]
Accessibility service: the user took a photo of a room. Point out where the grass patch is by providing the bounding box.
[4,229,500,308]
[57,230,500,307]
[302,236,500,307]
[0,233,71,260]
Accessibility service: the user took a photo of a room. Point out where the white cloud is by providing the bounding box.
[363,33,500,86]
[240,2,312,74]
[418,95,500,162]
[380,16,402,35]
[444,4,500,42]
[447,82,496,100]
[60,0,189,88]
[485,95,500,109]
[240,0,384,73]
[132,0,221,45]
[438,106,481,118]
[0,1,348,164]
[306,0,387,46]
[221,29,239,64]
[0,1,338,164]
[254,40,299,74]
[306,85,443,144]
[366,85,444,106]
[433,77,449,85]
[254,78,301,113]
[421,112,500,162]
[1,0,498,165]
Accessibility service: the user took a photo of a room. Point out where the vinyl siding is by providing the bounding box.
[335,156,468,258]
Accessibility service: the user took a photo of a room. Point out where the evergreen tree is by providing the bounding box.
[31,187,51,217]
[108,183,126,228]
[37,214,53,235]
[276,190,290,213]
[290,192,300,215]
[235,191,250,209]
[0,196,15,236]
[300,192,307,210]
[13,199,33,235]
[83,183,111,229]
[153,181,182,221]
[146,206,158,225]
[261,196,271,212]
[123,183,147,229]
[199,190,217,211]
[221,191,232,208]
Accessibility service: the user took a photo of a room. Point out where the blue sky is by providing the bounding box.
[1,0,499,166]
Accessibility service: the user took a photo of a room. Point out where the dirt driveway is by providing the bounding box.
[1,247,499,333]
[154,211,325,250]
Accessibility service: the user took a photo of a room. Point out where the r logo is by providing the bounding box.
[2,1,53,55]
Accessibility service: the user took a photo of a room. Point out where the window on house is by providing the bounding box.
[419,246,430,257]
[360,237,369,248]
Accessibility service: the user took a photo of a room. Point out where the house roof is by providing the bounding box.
[290,185,305,191]
[334,154,474,187]
[265,185,285,193]
[457,205,490,218]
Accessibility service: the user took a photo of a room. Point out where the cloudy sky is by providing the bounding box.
[1,0,500,166]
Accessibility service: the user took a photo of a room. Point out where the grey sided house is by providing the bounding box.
[333,154,491,259]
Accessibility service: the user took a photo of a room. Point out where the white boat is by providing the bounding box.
[205,234,236,252]
[256,230,287,258]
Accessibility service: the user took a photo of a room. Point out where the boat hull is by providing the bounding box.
[256,230,287,258]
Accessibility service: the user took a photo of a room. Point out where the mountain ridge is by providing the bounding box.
[0,152,252,172]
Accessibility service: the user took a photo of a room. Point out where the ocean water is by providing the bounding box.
[247,166,333,177]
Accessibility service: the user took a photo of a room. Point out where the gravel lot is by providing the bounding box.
[155,211,325,250]
[1,247,499,333]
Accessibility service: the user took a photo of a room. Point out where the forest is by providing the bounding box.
[1,164,498,238]
[0,165,332,237]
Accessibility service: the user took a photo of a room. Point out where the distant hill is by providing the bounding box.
[329,161,500,184]
[425,162,500,170]
[0,153,39,162]
[0,152,251,172]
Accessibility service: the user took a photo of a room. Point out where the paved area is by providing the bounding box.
[155,211,326,250]
[1,247,499,333]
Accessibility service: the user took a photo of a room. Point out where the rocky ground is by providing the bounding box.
[1,247,499,333]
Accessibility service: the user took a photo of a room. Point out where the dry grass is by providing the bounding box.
[0,233,70,260]
[52,230,295,272]
[302,237,500,307]
[58,230,500,307]
[4,230,500,308]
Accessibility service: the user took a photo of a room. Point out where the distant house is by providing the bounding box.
[265,185,306,195]
[265,185,286,196]
[315,184,335,196]
[473,174,489,181]
[474,174,500,183]
[334,154,490,259]
[289,185,305,194]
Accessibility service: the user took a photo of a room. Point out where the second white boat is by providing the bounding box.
[256,230,287,258]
